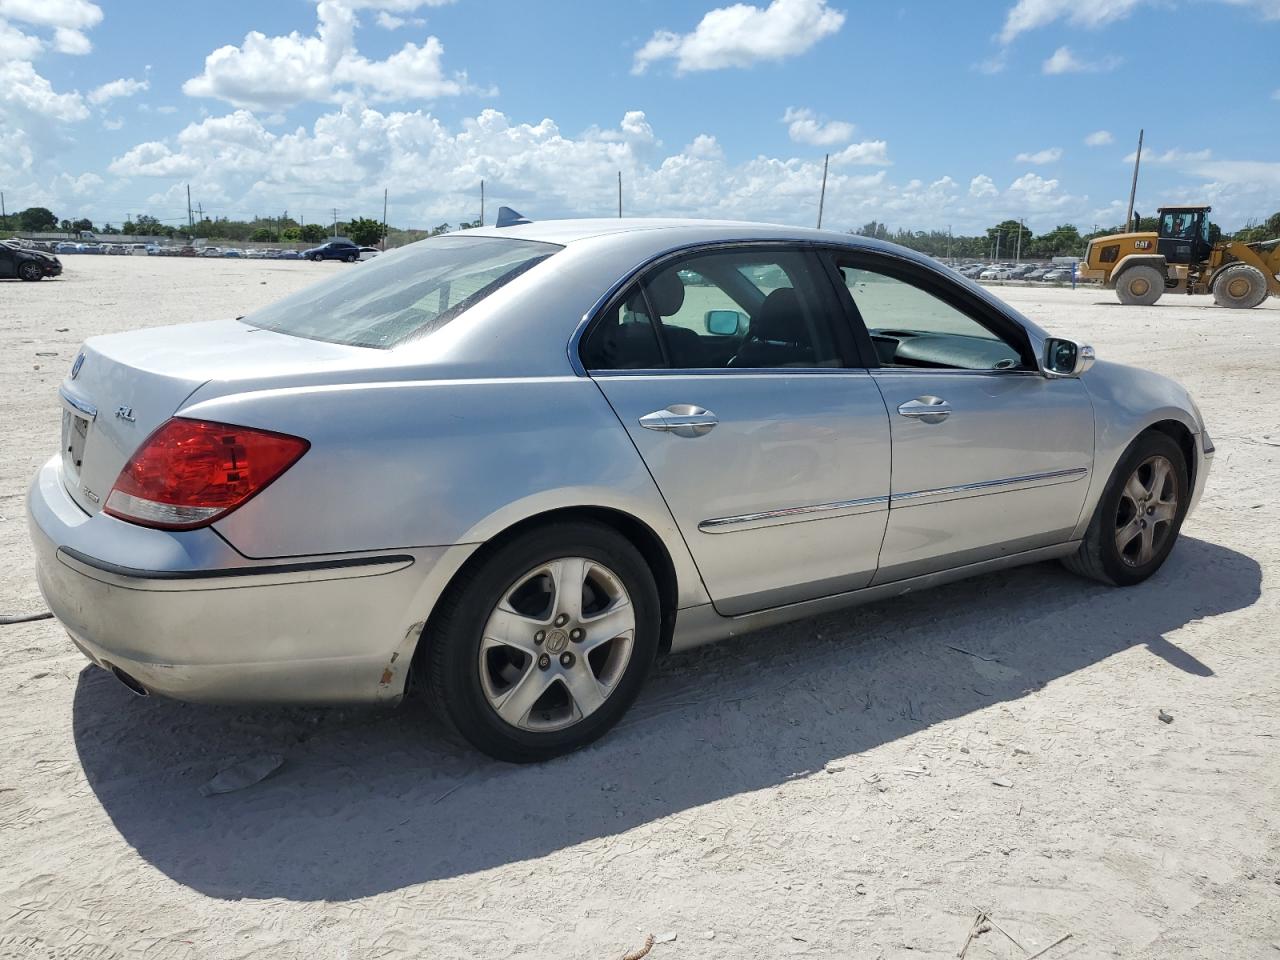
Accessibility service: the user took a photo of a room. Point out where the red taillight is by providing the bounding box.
[104,418,309,530]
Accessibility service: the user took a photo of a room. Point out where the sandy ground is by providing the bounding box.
[1,255,1278,960]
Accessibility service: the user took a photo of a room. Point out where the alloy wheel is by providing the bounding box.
[1114,455,1179,566]
[478,557,635,732]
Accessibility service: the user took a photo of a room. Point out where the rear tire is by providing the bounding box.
[1212,263,1269,309]
[17,262,43,281]
[1115,264,1165,306]
[425,521,661,763]
[1062,431,1189,587]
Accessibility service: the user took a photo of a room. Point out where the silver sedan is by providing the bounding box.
[28,217,1213,761]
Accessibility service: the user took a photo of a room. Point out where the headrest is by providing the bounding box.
[752,287,801,341]
[645,269,686,317]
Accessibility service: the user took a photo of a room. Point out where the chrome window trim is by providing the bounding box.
[870,367,1043,378]
[893,466,1089,507]
[59,385,97,420]
[589,367,874,379]
[699,494,889,534]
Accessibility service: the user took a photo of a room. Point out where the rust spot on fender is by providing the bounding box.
[379,668,394,685]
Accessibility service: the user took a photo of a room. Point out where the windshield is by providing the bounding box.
[242,235,561,349]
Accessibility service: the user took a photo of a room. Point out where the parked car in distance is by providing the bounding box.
[179,246,197,257]
[80,244,103,255]
[29,218,1212,762]
[55,242,81,255]
[1043,268,1075,283]
[222,248,244,258]
[1,239,62,280]
[199,247,222,258]
[278,249,303,260]
[357,246,379,261]
[303,238,362,262]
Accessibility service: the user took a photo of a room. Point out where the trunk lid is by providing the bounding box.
[58,319,376,515]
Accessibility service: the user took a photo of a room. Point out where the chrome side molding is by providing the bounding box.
[698,495,889,534]
[59,385,97,420]
[893,466,1088,507]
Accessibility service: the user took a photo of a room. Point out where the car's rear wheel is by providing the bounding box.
[1062,431,1189,586]
[344,253,356,263]
[425,521,660,762]
[1115,264,1165,306]
[310,253,321,262]
[17,261,43,282]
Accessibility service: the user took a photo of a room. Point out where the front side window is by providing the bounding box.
[839,265,1028,371]
[243,235,560,349]
[584,249,844,371]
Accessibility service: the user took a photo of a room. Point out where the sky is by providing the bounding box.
[2,0,1278,235]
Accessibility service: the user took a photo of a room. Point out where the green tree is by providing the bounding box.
[250,227,273,242]
[429,222,451,236]
[71,217,95,234]
[19,207,58,232]
[280,226,302,241]
[345,216,384,246]
[299,223,327,242]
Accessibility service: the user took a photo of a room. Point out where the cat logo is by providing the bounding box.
[1135,240,1152,250]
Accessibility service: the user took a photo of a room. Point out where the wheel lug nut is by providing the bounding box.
[559,652,574,668]
[534,630,545,645]
[554,614,569,627]
[537,653,550,670]
[570,628,584,642]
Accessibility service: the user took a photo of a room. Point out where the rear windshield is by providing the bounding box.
[242,235,561,349]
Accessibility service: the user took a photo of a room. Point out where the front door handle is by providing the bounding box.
[897,396,951,424]
[639,404,719,438]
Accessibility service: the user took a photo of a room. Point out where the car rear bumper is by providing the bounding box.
[27,456,476,705]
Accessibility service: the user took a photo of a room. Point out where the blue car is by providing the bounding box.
[302,238,361,262]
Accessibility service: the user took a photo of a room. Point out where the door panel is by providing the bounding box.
[593,373,891,615]
[872,371,1094,582]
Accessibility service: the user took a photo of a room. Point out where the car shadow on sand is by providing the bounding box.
[72,535,1258,901]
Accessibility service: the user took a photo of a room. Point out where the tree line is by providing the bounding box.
[4,204,1278,255]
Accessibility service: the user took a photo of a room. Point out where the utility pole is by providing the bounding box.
[479,180,484,227]
[995,231,1001,262]
[186,184,193,232]
[816,153,829,229]
[2,191,7,226]
[618,171,623,218]
[381,188,388,251]
[1016,218,1025,261]
[332,208,338,237]
[1125,128,1144,232]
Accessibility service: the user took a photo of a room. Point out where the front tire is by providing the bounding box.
[1212,263,1269,309]
[1115,264,1165,306]
[17,261,43,281]
[1062,431,1189,586]
[425,521,661,762]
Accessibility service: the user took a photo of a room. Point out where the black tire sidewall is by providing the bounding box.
[1092,432,1190,586]
[18,262,42,281]
[430,522,661,762]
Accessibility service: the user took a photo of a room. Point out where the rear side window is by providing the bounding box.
[580,285,665,370]
[243,235,560,349]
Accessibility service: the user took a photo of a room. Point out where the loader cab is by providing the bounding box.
[1157,206,1212,265]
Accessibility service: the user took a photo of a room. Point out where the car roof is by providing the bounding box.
[463,217,871,248]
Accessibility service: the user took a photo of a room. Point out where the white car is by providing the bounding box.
[358,246,380,261]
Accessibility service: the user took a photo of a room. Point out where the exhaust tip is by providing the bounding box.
[106,663,150,697]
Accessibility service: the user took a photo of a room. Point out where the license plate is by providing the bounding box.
[62,409,90,481]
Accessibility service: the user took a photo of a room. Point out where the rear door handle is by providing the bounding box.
[639,405,719,438]
[897,396,951,423]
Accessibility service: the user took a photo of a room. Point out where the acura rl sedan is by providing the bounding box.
[28,216,1213,762]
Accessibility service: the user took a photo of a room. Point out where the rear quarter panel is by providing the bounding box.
[185,376,710,609]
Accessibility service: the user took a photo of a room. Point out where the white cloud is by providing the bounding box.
[830,140,890,166]
[182,0,480,109]
[102,116,123,130]
[0,0,103,31]
[1084,129,1113,146]
[1042,45,1121,74]
[374,11,424,29]
[0,19,41,58]
[0,59,87,122]
[974,54,1007,74]
[1124,147,1213,164]
[632,0,844,74]
[52,25,90,53]
[782,107,855,146]
[999,0,1147,43]
[88,76,149,105]
[1015,147,1062,164]
[969,175,998,198]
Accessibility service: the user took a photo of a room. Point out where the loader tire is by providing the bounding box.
[1115,264,1165,306]
[1212,263,1269,309]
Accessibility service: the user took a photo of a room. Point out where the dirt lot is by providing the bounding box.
[1,256,1277,960]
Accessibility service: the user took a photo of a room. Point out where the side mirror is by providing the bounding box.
[1043,338,1096,378]
[704,310,745,336]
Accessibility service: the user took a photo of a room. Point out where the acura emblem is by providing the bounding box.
[70,353,85,379]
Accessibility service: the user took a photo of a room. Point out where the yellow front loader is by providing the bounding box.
[1080,205,1280,308]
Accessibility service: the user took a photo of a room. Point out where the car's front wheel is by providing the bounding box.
[1063,431,1189,586]
[17,261,44,281]
[425,521,660,762]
